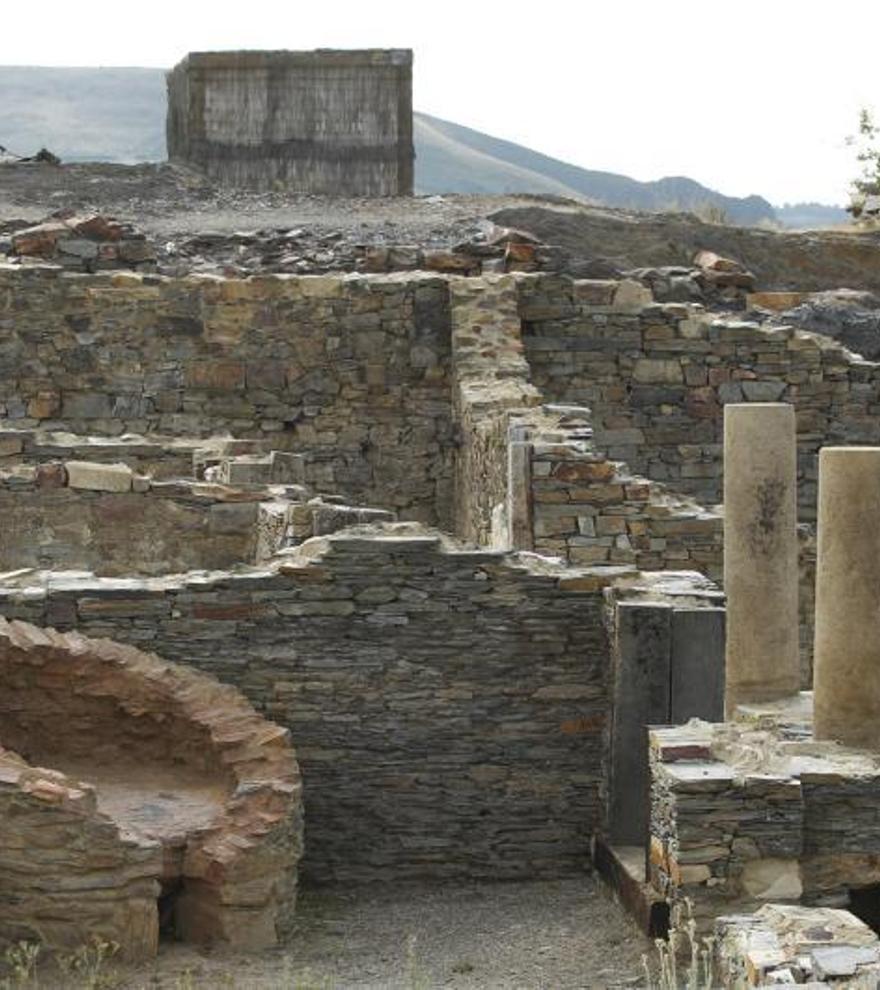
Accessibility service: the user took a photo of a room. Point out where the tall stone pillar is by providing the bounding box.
[814,447,880,748]
[724,403,800,715]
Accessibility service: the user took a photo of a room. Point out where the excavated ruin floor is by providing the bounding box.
[114,876,649,989]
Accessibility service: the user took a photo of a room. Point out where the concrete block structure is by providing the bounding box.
[166,49,414,195]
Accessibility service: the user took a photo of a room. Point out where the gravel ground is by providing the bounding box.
[0,161,559,246]
[118,877,650,990]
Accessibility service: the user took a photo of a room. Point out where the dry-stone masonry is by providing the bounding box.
[649,699,880,931]
[0,618,302,959]
[0,266,454,525]
[0,526,713,885]
[715,903,880,986]
[6,257,880,960]
[518,274,880,519]
[0,460,391,576]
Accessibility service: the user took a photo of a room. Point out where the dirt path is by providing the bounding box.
[121,876,650,989]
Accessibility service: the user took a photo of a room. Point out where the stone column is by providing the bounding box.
[724,403,799,715]
[507,425,533,552]
[814,447,880,748]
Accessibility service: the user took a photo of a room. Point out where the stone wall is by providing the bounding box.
[0,744,161,959]
[167,50,414,196]
[449,276,540,546]
[649,723,803,929]
[0,464,306,576]
[0,528,628,883]
[0,429,211,479]
[715,904,880,987]
[519,275,880,520]
[649,706,880,931]
[0,267,454,525]
[0,459,393,577]
[0,618,302,957]
[447,276,721,570]
[523,407,722,577]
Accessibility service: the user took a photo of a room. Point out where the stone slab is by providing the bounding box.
[65,461,133,493]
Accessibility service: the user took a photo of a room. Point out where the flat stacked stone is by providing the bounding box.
[715,903,880,986]
[0,617,302,958]
[649,701,880,930]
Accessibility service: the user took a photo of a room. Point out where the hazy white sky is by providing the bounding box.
[2,0,876,205]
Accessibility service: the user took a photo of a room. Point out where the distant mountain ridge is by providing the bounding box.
[0,65,838,227]
[414,112,775,224]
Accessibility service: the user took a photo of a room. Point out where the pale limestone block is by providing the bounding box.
[612,278,652,311]
[65,461,133,493]
[741,858,803,900]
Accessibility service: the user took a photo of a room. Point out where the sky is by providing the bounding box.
[1,0,876,206]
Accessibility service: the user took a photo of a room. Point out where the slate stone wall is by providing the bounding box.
[524,407,722,577]
[0,530,620,883]
[0,618,303,957]
[449,275,540,546]
[649,718,880,930]
[519,275,880,520]
[0,267,454,525]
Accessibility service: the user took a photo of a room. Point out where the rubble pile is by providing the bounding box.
[1,210,155,272]
[625,249,757,308]
[158,222,566,277]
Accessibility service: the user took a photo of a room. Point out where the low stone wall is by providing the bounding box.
[0,429,215,479]
[0,458,394,577]
[0,267,454,524]
[648,701,880,931]
[447,277,721,572]
[0,618,302,957]
[524,407,722,577]
[8,267,880,532]
[0,465,293,576]
[0,743,161,960]
[0,526,632,883]
[715,904,880,987]
[519,274,880,520]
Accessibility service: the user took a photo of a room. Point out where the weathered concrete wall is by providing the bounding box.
[0,267,453,525]
[0,529,618,883]
[167,50,414,195]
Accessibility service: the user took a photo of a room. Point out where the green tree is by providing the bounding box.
[847,108,880,215]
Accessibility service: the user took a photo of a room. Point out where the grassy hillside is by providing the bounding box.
[1,65,789,225]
